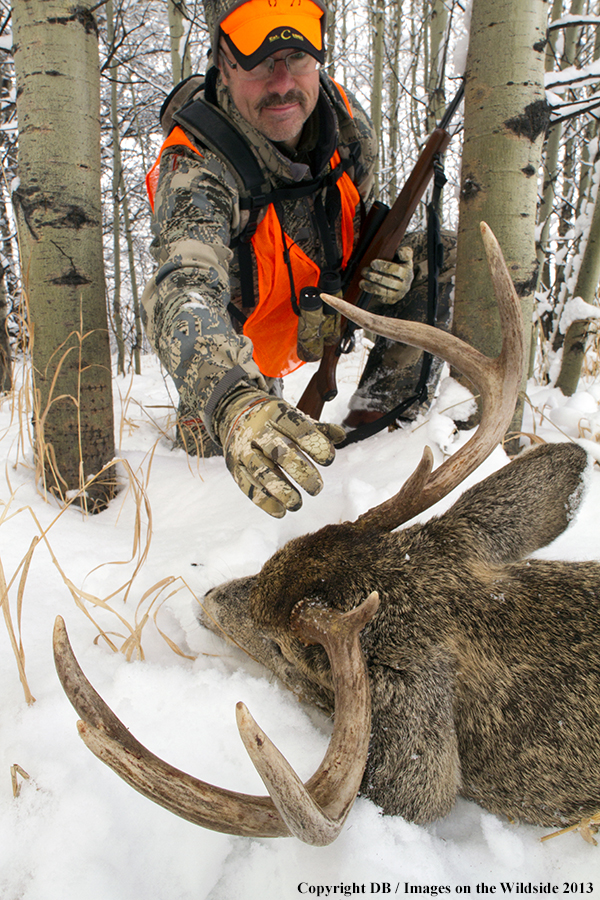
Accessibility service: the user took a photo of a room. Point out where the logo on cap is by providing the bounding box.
[268,29,305,42]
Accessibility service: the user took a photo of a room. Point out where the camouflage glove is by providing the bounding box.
[216,388,346,518]
[359,247,414,305]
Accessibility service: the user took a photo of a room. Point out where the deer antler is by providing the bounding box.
[322,222,524,531]
[52,590,379,846]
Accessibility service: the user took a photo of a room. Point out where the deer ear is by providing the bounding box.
[437,442,590,566]
[362,661,460,823]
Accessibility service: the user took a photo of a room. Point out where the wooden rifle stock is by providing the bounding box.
[297,124,455,421]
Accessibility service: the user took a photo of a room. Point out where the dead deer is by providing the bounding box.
[53,224,600,847]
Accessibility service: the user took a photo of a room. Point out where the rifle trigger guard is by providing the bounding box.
[340,333,356,355]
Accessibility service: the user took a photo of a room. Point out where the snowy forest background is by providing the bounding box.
[1,1,600,897]
[3,0,600,389]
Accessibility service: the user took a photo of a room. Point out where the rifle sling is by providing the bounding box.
[339,155,448,448]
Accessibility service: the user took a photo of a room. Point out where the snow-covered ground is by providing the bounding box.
[1,344,599,900]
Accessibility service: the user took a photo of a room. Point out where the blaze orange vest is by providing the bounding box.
[146,87,361,379]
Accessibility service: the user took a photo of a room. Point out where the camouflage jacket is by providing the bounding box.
[141,68,377,436]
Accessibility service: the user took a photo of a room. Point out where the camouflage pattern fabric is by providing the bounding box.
[174,396,223,457]
[141,70,377,446]
[296,299,341,362]
[359,247,414,304]
[217,386,346,517]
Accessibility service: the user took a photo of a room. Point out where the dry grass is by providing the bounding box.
[0,530,37,705]
[10,764,30,799]
[1,340,198,704]
[29,304,118,513]
[542,810,600,846]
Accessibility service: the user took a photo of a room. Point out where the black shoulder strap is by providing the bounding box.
[171,68,355,239]
[169,70,358,321]
[172,70,269,237]
[175,100,266,197]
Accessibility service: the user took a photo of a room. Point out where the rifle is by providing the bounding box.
[297,82,464,421]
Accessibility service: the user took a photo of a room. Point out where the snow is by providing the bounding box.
[1,347,599,899]
[559,295,600,333]
[549,14,600,31]
[546,59,600,91]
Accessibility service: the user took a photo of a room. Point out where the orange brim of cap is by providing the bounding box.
[221,0,324,57]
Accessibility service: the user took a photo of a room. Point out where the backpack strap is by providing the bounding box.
[172,69,270,241]
[167,69,361,324]
[171,69,359,238]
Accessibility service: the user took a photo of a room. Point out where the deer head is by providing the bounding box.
[54,225,599,844]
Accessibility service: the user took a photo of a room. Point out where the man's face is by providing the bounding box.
[219,48,320,150]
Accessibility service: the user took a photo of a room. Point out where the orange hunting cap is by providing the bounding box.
[216,0,326,70]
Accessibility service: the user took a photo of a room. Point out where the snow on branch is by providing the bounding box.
[548,15,600,31]
[546,59,600,92]
[559,296,600,334]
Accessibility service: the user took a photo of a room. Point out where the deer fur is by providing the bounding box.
[200,441,600,828]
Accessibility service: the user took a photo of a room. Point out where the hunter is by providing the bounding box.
[142,0,451,518]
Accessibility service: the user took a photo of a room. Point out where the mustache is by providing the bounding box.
[257,90,307,110]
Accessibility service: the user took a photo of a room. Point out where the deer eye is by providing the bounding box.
[267,639,284,658]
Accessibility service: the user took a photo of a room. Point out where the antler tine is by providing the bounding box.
[236,701,342,845]
[53,616,290,838]
[237,591,379,844]
[53,595,379,845]
[323,222,524,531]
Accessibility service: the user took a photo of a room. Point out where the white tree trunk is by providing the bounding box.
[11,0,115,510]
[452,0,548,438]
[168,0,192,85]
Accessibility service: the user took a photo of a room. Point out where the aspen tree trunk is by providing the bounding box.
[452,0,548,443]
[0,198,13,391]
[120,179,143,374]
[553,3,600,395]
[107,0,125,377]
[555,0,584,279]
[371,0,385,195]
[0,37,15,393]
[128,73,149,173]
[388,0,403,200]
[536,0,567,289]
[339,0,347,84]
[425,0,448,133]
[107,1,142,376]
[326,0,337,68]
[168,0,192,85]
[575,9,600,221]
[11,0,116,511]
[409,1,424,145]
[555,181,600,395]
[537,0,588,380]
[0,264,10,392]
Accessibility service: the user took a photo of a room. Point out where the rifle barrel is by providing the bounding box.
[438,80,465,132]
[297,79,464,420]
[341,127,452,305]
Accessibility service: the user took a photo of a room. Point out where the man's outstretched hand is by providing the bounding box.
[216,388,345,517]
